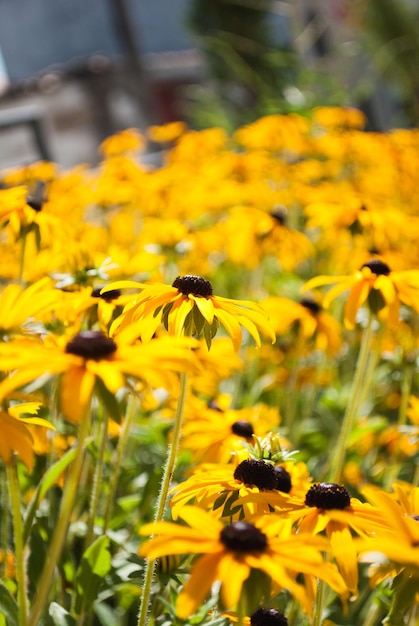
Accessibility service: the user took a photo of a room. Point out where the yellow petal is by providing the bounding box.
[218,552,250,609]
[60,366,95,424]
[192,296,215,324]
[344,279,370,329]
[177,552,221,618]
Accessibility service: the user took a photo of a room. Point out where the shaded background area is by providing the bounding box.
[0,0,418,168]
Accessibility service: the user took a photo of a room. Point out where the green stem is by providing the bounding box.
[313,579,326,626]
[85,408,108,547]
[28,409,92,626]
[6,458,28,626]
[329,315,375,484]
[102,394,137,534]
[384,364,414,489]
[137,371,189,626]
[0,465,9,578]
[383,568,419,626]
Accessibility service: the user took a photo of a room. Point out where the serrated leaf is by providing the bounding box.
[75,536,112,614]
[47,602,77,626]
[0,583,18,626]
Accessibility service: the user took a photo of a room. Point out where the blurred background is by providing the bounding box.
[0,0,418,168]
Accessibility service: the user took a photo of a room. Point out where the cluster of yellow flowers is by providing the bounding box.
[1,109,419,625]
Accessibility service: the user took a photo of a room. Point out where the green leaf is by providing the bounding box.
[0,583,18,626]
[95,378,121,424]
[23,447,78,543]
[47,603,77,626]
[27,522,49,590]
[93,601,119,626]
[74,536,112,614]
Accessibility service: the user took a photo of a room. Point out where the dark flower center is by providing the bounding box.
[361,259,391,276]
[270,208,288,226]
[91,287,121,302]
[305,483,351,510]
[172,275,213,297]
[234,459,278,491]
[231,420,254,439]
[300,298,321,315]
[411,515,419,522]
[220,521,268,552]
[65,331,117,360]
[273,466,292,493]
[251,608,288,626]
[208,400,223,412]
[26,195,43,212]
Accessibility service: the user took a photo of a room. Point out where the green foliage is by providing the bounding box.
[74,536,112,614]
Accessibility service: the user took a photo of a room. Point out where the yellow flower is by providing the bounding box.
[0,278,62,336]
[147,121,187,143]
[0,331,198,424]
[356,485,419,581]
[312,106,366,130]
[289,482,388,595]
[169,457,301,521]
[99,128,145,157]
[262,296,342,356]
[139,506,346,617]
[103,275,275,351]
[302,259,419,329]
[181,399,282,464]
[0,401,54,470]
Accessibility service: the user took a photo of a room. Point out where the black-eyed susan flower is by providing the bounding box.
[302,259,419,329]
[139,506,346,617]
[169,457,302,521]
[0,401,54,471]
[289,482,389,595]
[103,275,275,350]
[355,485,419,594]
[181,397,282,464]
[262,295,342,356]
[0,278,62,337]
[0,331,198,424]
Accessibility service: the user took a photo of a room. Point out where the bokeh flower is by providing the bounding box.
[303,259,419,328]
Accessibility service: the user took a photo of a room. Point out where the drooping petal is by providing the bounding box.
[60,366,95,424]
[344,278,370,328]
[0,411,34,470]
[218,552,250,609]
[328,521,358,593]
[87,360,125,394]
[213,308,243,351]
[192,295,215,324]
[177,552,222,619]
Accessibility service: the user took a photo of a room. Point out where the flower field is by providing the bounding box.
[1,108,419,626]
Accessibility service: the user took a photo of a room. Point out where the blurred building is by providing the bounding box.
[0,0,205,167]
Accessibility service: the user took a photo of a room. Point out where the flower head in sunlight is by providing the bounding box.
[169,457,301,521]
[139,506,346,617]
[0,278,62,337]
[289,482,388,595]
[103,275,275,351]
[262,295,342,356]
[147,121,187,143]
[356,485,419,584]
[302,259,419,329]
[0,331,198,424]
[0,401,54,471]
[99,128,145,157]
[181,398,282,464]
